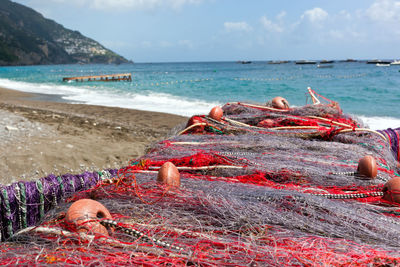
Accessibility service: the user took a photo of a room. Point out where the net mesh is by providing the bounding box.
[1,89,400,266]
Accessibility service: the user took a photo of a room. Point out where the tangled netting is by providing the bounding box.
[1,89,400,266]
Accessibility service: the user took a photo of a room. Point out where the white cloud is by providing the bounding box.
[168,0,203,9]
[178,40,194,49]
[141,41,153,48]
[224,21,252,32]
[328,30,344,40]
[365,0,400,38]
[101,40,131,48]
[328,29,364,41]
[339,10,352,20]
[260,16,283,32]
[276,11,286,21]
[160,40,173,48]
[366,0,400,23]
[138,40,194,49]
[301,7,328,23]
[43,0,204,10]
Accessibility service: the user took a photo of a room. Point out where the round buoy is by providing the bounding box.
[186,116,203,127]
[271,97,289,109]
[209,106,223,121]
[157,162,181,187]
[65,199,112,236]
[357,155,377,179]
[186,116,205,133]
[257,119,275,128]
[382,177,400,203]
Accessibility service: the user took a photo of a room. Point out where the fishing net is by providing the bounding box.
[0,88,400,266]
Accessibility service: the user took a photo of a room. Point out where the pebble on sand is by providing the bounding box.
[5,125,18,131]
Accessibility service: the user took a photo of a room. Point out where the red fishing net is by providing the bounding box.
[1,89,400,266]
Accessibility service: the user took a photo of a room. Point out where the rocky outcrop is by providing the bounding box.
[0,0,129,66]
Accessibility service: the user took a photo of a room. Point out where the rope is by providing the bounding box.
[306,116,354,128]
[223,117,277,130]
[338,128,388,142]
[148,165,245,171]
[13,184,23,231]
[14,225,186,259]
[331,172,387,181]
[68,175,76,195]
[223,117,253,127]
[227,102,289,112]
[170,141,241,145]
[36,180,45,220]
[307,87,320,105]
[241,191,384,202]
[177,123,207,135]
[312,191,384,199]
[272,126,320,130]
[1,188,13,238]
[100,219,186,253]
[56,176,64,202]
[17,182,27,229]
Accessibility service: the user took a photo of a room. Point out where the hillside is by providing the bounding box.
[0,0,129,65]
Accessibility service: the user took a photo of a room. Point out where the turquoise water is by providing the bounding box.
[0,61,399,129]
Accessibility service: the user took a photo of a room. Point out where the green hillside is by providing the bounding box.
[0,0,129,65]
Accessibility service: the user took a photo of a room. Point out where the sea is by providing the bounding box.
[0,61,399,130]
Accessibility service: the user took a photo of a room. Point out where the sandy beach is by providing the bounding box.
[0,87,188,185]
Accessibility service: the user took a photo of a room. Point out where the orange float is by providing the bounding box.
[157,162,181,187]
[65,199,112,236]
[271,97,289,109]
[382,177,400,203]
[209,106,223,121]
[257,119,275,128]
[357,155,377,179]
[186,116,206,133]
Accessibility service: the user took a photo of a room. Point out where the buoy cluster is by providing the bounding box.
[64,95,400,240]
[65,162,181,236]
[355,155,400,204]
[185,106,223,133]
[187,96,290,131]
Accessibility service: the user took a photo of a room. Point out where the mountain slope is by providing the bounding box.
[0,0,129,65]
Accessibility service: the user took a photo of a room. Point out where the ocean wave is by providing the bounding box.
[0,78,85,96]
[0,78,220,117]
[63,90,220,117]
[357,115,400,130]
[1,78,399,127]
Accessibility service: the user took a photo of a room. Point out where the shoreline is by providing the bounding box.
[0,86,188,184]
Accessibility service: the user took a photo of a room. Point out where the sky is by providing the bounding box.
[12,0,400,62]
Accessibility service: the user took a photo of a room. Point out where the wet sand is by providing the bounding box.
[0,87,188,184]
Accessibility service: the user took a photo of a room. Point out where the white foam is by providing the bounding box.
[357,115,400,130]
[1,78,399,123]
[0,78,89,96]
[0,78,219,117]
[63,90,219,117]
